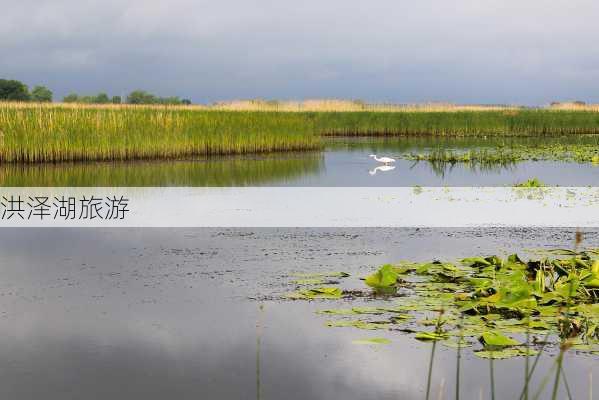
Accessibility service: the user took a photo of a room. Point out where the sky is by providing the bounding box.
[1,0,599,105]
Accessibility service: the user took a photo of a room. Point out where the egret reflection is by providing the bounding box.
[369,165,396,175]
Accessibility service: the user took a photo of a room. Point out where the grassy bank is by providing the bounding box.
[2,103,599,162]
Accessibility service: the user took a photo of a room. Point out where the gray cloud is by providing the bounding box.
[1,0,599,104]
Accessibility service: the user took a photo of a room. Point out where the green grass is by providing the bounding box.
[313,110,599,136]
[3,104,599,163]
[0,105,320,162]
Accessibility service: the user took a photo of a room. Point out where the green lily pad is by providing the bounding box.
[326,320,391,330]
[365,264,399,293]
[415,331,449,341]
[352,338,391,345]
[289,287,342,299]
[480,331,521,347]
[475,348,539,359]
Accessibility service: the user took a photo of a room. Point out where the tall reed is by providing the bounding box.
[2,103,599,163]
[0,105,319,162]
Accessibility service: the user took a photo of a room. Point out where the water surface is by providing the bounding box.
[0,228,597,399]
[2,136,598,186]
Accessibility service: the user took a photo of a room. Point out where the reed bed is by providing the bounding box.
[313,110,599,136]
[2,103,599,163]
[0,105,319,162]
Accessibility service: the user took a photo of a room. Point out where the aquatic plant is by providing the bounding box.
[285,249,599,358]
[403,143,599,165]
[0,105,320,162]
[3,103,599,163]
[364,264,400,294]
[514,178,546,187]
[315,110,599,137]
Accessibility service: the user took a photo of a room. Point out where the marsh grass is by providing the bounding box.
[3,102,599,163]
[0,104,319,162]
[314,110,599,137]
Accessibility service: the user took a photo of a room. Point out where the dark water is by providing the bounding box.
[1,136,598,187]
[0,228,597,399]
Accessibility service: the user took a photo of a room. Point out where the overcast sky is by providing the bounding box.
[1,0,598,104]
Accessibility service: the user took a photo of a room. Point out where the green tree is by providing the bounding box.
[63,93,79,103]
[156,96,182,105]
[111,95,122,104]
[31,86,53,102]
[182,99,192,105]
[127,90,156,104]
[94,92,110,104]
[0,79,30,101]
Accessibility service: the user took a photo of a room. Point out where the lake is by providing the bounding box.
[0,228,597,399]
[2,136,598,187]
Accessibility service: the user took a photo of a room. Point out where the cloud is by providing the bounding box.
[1,0,599,104]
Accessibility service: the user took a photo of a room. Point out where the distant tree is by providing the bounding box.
[30,86,53,102]
[182,99,192,105]
[63,93,79,103]
[79,96,95,103]
[127,90,156,104]
[573,100,586,106]
[0,79,30,101]
[111,95,122,104]
[94,92,110,104]
[156,96,183,105]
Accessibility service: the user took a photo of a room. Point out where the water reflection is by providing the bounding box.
[0,153,323,187]
[369,165,396,175]
[412,158,518,179]
[1,136,598,186]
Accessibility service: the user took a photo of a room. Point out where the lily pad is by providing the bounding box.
[326,320,391,330]
[289,287,342,299]
[474,348,539,359]
[480,331,521,347]
[352,338,391,345]
[415,331,449,341]
[365,264,399,293]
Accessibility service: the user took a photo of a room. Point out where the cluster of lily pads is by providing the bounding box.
[287,248,599,359]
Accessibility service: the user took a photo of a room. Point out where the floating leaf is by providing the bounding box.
[326,320,391,330]
[292,278,329,285]
[442,339,473,349]
[292,272,350,278]
[461,257,492,267]
[475,348,539,359]
[352,338,391,345]
[365,264,399,293]
[289,287,342,299]
[480,331,521,347]
[316,308,356,315]
[415,331,448,341]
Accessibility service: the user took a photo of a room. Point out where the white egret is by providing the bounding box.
[369,165,396,175]
[369,154,396,164]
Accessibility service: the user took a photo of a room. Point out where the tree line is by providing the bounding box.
[0,79,192,105]
[64,90,192,105]
[0,79,52,102]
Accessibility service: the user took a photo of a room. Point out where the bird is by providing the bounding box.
[369,154,396,164]
[369,165,396,175]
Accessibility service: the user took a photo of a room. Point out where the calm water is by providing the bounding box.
[0,228,597,399]
[2,136,598,186]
